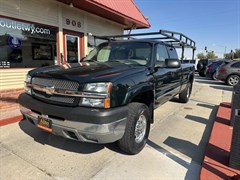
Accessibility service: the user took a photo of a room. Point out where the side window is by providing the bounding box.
[156,44,169,62]
[231,62,240,68]
[167,46,178,59]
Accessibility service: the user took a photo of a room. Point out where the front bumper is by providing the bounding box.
[19,93,128,144]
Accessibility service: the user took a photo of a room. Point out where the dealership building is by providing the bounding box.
[0,0,150,115]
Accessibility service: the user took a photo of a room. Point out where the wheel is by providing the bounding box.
[118,103,150,155]
[227,75,239,86]
[197,62,203,71]
[199,71,205,77]
[179,82,192,103]
[212,72,217,80]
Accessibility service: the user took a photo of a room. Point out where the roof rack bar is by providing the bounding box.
[104,32,162,38]
[93,29,196,50]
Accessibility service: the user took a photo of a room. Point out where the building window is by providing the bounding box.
[0,17,57,68]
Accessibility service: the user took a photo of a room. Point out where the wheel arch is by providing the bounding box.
[127,87,154,123]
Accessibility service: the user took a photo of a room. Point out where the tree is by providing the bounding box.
[224,49,240,59]
[197,53,206,59]
[234,49,240,59]
[224,52,232,59]
[206,51,218,59]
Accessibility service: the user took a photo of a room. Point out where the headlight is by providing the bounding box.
[84,82,112,93]
[79,82,112,108]
[25,74,31,83]
[24,74,32,95]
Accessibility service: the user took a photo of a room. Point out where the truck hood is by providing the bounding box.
[29,62,146,83]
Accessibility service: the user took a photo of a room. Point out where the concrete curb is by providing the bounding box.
[0,115,23,126]
[200,102,240,179]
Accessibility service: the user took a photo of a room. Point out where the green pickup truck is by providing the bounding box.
[19,30,196,154]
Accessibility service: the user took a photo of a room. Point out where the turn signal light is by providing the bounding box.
[207,67,212,71]
[104,98,111,108]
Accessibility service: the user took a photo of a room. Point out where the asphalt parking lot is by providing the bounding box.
[0,75,232,180]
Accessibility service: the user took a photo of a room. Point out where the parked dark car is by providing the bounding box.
[216,61,240,86]
[197,59,215,77]
[182,59,199,71]
[206,59,232,80]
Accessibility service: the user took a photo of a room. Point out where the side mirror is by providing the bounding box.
[165,58,180,68]
[155,61,166,68]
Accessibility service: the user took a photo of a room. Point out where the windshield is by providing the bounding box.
[83,42,152,66]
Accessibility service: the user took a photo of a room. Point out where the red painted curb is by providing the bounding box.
[0,115,23,126]
[200,102,240,180]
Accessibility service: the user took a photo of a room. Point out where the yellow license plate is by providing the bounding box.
[37,116,52,132]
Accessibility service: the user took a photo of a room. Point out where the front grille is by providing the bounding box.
[32,77,80,91]
[31,77,80,106]
[33,89,76,104]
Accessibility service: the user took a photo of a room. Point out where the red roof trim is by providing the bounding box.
[57,0,150,29]
[130,0,150,26]
[87,0,150,28]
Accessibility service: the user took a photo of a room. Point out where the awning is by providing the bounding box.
[57,0,150,29]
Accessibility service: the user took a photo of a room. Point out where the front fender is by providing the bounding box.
[125,82,154,104]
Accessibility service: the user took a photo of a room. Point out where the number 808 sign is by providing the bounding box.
[66,18,81,28]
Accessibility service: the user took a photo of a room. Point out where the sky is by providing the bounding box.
[132,0,240,59]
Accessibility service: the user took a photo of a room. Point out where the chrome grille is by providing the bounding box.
[31,77,80,106]
[32,90,75,104]
[32,77,79,90]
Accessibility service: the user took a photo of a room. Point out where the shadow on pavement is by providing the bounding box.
[209,86,233,92]
[147,140,189,168]
[147,103,218,179]
[194,76,207,80]
[185,114,207,125]
[195,79,225,86]
[18,119,125,154]
[197,103,215,109]
[191,98,215,106]
[164,137,202,163]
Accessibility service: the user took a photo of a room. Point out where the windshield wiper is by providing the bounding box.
[110,60,145,66]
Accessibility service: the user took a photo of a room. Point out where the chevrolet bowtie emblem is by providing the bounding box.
[44,86,55,95]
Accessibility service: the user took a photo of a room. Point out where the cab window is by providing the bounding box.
[167,46,178,59]
[156,44,169,62]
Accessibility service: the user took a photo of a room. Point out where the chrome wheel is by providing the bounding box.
[228,75,239,86]
[135,113,147,143]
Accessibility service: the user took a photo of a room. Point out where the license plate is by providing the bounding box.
[37,116,52,132]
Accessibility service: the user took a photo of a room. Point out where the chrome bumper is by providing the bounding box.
[20,105,127,144]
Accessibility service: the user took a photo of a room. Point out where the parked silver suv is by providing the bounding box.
[216,61,240,86]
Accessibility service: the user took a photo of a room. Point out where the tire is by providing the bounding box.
[212,72,217,80]
[118,103,150,155]
[199,71,205,77]
[197,62,203,71]
[179,82,192,103]
[227,75,239,86]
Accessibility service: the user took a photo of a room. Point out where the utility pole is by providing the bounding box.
[231,50,234,60]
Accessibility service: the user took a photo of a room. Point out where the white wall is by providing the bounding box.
[0,0,59,26]
[0,0,124,57]
[0,0,124,36]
